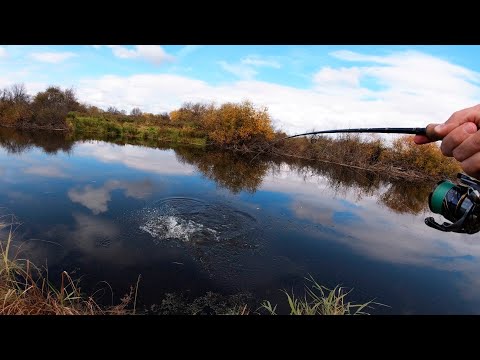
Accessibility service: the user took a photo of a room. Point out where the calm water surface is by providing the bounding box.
[0,129,479,314]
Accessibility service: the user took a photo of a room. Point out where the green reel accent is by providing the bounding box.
[430,181,455,214]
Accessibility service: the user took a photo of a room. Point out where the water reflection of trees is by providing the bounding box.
[174,148,269,194]
[0,127,74,154]
[280,159,431,214]
[379,181,431,214]
[280,159,382,199]
[0,129,433,214]
[174,150,431,214]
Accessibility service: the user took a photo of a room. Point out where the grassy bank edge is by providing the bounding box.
[0,218,381,315]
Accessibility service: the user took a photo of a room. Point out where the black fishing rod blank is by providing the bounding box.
[282,127,427,141]
[250,125,442,162]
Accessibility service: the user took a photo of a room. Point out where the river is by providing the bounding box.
[0,128,477,314]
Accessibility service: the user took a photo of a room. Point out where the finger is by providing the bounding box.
[434,105,480,138]
[424,123,443,141]
[440,122,478,157]
[451,126,480,162]
[461,152,480,179]
[413,134,431,145]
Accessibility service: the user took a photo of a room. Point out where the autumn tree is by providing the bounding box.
[170,102,209,126]
[29,86,83,129]
[107,106,121,115]
[201,101,274,147]
[130,107,142,116]
[0,84,31,127]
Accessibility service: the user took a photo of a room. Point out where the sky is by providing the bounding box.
[1,45,480,134]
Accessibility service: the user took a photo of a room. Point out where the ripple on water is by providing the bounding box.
[137,197,258,246]
[118,197,305,290]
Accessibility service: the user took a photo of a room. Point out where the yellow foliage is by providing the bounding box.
[202,101,274,146]
[169,110,181,122]
[381,135,461,177]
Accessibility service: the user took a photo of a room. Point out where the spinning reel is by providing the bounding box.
[426,173,480,234]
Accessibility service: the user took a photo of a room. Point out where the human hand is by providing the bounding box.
[413,104,480,177]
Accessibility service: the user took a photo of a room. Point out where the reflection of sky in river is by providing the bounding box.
[1,140,480,313]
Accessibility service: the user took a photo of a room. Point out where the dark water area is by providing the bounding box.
[0,128,479,314]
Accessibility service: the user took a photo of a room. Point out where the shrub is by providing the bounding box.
[382,136,461,177]
[28,87,84,129]
[202,101,275,147]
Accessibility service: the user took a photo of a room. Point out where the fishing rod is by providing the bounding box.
[252,125,441,162]
[256,124,480,234]
[276,124,442,142]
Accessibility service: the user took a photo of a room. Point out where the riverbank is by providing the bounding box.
[0,218,378,315]
[0,85,461,181]
[64,113,461,181]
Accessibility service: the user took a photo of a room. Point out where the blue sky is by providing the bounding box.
[1,45,480,133]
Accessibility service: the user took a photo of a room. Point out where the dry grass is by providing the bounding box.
[0,216,137,315]
[271,134,461,181]
[224,304,250,315]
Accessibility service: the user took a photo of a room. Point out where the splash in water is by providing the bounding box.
[122,197,266,285]
[140,214,218,243]
[136,197,258,247]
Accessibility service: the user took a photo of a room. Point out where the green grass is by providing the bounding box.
[261,275,386,315]
[68,116,207,147]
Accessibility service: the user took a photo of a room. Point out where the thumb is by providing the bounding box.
[424,123,446,141]
[433,123,451,138]
[424,122,477,141]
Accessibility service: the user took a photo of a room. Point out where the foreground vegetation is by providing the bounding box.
[0,217,137,314]
[260,275,383,315]
[0,217,379,315]
[0,84,461,180]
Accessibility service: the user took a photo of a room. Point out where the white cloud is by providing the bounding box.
[177,45,202,57]
[68,179,153,214]
[23,165,68,178]
[330,50,383,63]
[0,47,6,59]
[74,141,196,175]
[68,184,111,214]
[219,55,281,80]
[91,45,102,49]
[241,55,281,68]
[30,51,77,64]
[314,66,361,88]
[329,50,480,93]
[218,61,257,80]
[108,45,138,59]
[107,45,174,65]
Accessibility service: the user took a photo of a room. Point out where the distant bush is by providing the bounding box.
[0,84,85,130]
[201,101,275,147]
[0,84,31,127]
[170,102,209,127]
[169,101,275,147]
[381,136,461,178]
[272,133,461,180]
[29,87,85,129]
